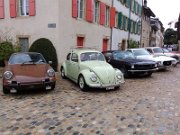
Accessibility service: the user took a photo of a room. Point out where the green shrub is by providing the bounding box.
[128,40,139,48]
[0,41,14,61]
[29,38,58,71]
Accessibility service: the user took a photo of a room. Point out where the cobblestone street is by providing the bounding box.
[0,66,180,135]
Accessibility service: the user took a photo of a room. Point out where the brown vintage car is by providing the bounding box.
[2,52,56,94]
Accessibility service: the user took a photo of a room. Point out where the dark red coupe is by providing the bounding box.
[2,52,56,94]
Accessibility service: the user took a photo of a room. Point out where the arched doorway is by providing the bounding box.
[29,38,58,71]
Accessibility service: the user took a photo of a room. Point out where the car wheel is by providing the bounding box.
[146,72,152,77]
[61,67,66,79]
[78,75,88,91]
[120,68,129,78]
[3,87,10,94]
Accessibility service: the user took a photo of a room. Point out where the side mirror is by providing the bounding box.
[107,56,111,62]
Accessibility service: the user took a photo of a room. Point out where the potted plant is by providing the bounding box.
[0,41,14,66]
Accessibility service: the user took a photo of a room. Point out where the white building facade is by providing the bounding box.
[112,0,142,50]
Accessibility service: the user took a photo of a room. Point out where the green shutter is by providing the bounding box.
[134,1,136,13]
[123,16,126,30]
[118,12,122,29]
[128,18,131,31]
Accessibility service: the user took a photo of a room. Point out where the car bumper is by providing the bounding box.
[3,79,56,91]
[88,81,125,90]
[128,68,158,72]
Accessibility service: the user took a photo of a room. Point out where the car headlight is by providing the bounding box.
[157,61,162,66]
[154,64,158,67]
[131,65,134,69]
[3,71,13,80]
[116,74,122,79]
[47,69,55,77]
[90,73,97,82]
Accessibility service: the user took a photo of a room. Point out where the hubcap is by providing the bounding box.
[61,69,65,77]
[79,77,84,89]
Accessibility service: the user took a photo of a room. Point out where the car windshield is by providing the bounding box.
[133,49,150,56]
[9,53,46,64]
[163,48,171,53]
[153,48,163,53]
[80,52,105,62]
[114,51,135,60]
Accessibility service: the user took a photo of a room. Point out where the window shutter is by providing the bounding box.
[128,18,131,32]
[100,2,105,25]
[0,0,4,19]
[29,0,35,16]
[110,7,115,27]
[72,0,77,18]
[123,16,126,30]
[118,12,122,29]
[86,0,93,22]
[10,0,16,18]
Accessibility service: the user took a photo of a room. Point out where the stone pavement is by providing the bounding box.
[0,66,180,135]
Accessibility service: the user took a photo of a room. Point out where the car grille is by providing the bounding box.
[134,64,155,70]
[163,61,172,66]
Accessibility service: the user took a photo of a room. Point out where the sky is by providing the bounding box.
[147,0,180,30]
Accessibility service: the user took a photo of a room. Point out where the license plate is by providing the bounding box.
[106,87,114,90]
[46,86,51,90]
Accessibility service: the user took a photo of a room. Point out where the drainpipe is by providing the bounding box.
[127,0,132,48]
[140,0,143,47]
[110,0,114,50]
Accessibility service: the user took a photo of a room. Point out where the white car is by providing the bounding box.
[127,48,176,70]
[145,47,178,66]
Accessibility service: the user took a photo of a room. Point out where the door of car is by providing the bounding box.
[69,53,79,81]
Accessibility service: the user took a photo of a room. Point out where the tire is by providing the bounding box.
[146,72,152,77]
[3,87,10,94]
[78,75,88,91]
[120,68,129,78]
[61,67,66,79]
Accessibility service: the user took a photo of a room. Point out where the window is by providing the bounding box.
[19,38,29,52]
[102,39,108,51]
[105,6,110,26]
[94,0,99,23]
[78,0,85,19]
[66,53,71,60]
[115,12,118,28]
[77,36,84,47]
[19,0,29,16]
[71,53,78,62]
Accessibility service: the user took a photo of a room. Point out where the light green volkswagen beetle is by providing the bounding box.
[60,48,124,91]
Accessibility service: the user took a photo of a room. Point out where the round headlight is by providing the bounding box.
[90,73,97,82]
[131,65,134,69]
[157,61,162,66]
[4,71,13,80]
[47,69,55,77]
[116,74,122,79]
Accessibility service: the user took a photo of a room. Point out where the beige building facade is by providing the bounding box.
[0,0,112,68]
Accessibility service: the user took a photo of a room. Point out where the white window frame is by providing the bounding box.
[19,0,29,16]
[94,0,99,23]
[105,6,110,26]
[78,0,85,19]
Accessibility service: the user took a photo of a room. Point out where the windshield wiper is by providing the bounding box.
[21,60,36,65]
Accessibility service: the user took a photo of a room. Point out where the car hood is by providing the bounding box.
[81,61,116,84]
[121,59,155,65]
[5,64,50,82]
[136,55,174,62]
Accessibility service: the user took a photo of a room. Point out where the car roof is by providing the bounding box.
[127,48,146,51]
[12,52,41,55]
[145,47,160,49]
[71,48,100,54]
